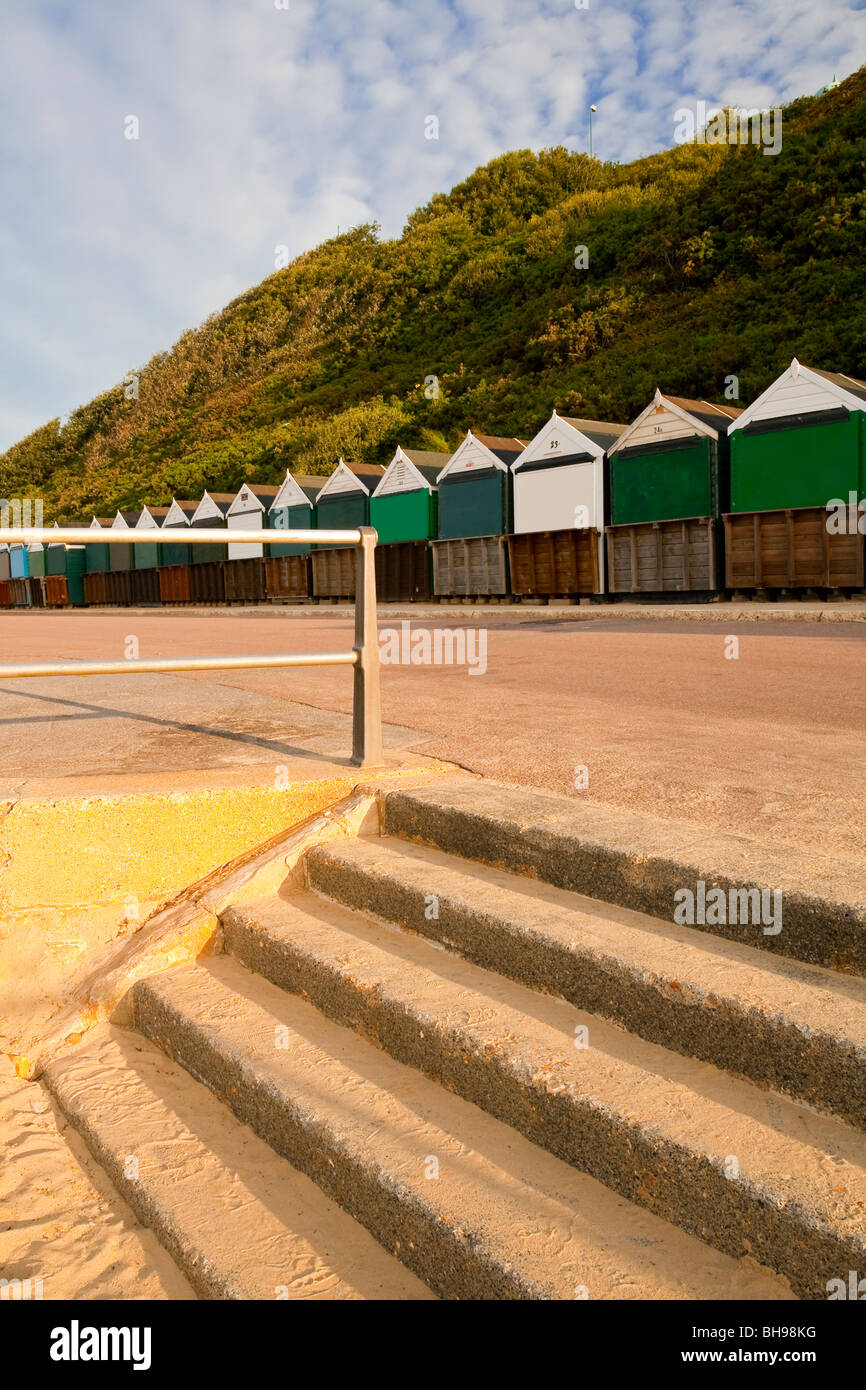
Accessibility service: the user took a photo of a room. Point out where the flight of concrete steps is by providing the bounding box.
[44,779,866,1300]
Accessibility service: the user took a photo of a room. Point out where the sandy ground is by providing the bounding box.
[0,1053,191,1299]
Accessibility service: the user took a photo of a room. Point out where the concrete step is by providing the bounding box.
[131,955,793,1302]
[219,885,866,1299]
[43,1024,433,1301]
[303,836,866,1129]
[380,779,866,973]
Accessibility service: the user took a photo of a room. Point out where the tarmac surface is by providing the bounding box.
[0,606,864,862]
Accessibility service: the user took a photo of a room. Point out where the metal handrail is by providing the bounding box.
[0,525,384,768]
[0,526,362,547]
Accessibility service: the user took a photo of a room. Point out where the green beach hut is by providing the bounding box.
[370,447,447,543]
[47,524,86,605]
[605,392,742,594]
[269,472,322,557]
[727,359,866,513]
[161,499,198,565]
[85,517,113,574]
[435,432,525,540]
[314,459,385,539]
[190,492,233,562]
[134,505,170,569]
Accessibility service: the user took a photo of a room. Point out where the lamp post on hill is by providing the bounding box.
[589,104,597,158]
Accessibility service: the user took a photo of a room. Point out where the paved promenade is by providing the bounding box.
[0,606,864,861]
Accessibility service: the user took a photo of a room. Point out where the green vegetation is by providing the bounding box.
[3,68,865,521]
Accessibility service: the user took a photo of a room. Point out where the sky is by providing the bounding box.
[1,0,864,452]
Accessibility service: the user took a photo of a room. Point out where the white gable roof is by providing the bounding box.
[111,510,133,529]
[436,431,508,482]
[192,492,229,523]
[136,506,163,530]
[270,471,314,511]
[373,446,436,498]
[226,482,272,517]
[512,412,606,472]
[316,458,368,501]
[89,517,106,529]
[728,358,866,433]
[164,498,192,527]
[608,391,718,455]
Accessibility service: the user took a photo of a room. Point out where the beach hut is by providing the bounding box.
[128,506,168,605]
[370,448,446,543]
[185,492,232,603]
[509,412,625,598]
[104,510,137,603]
[268,473,321,557]
[9,540,35,605]
[314,460,385,534]
[109,510,138,572]
[44,524,86,606]
[9,542,29,580]
[134,505,169,568]
[728,359,866,513]
[367,447,447,601]
[435,432,525,541]
[724,360,866,592]
[263,473,321,603]
[7,537,31,606]
[311,461,386,600]
[81,519,113,604]
[157,499,198,603]
[80,518,109,603]
[512,413,624,534]
[85,518,112,575]
[223,484,280,602]
[160,500,197,565]
[190,493,233,562]
[226,484,280,560]
[605,392,741,595]
[432,432,525,597]
[27,538,46,580]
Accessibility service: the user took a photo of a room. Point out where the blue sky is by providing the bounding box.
[1,0,864,452]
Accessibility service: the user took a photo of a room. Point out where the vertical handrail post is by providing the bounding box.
[351,527,383,767]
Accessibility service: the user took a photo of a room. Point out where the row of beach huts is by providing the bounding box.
[2,358,865,609]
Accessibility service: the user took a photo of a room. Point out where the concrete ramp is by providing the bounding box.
[0,754,448,1063]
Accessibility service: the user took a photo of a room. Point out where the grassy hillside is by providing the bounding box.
[3,67,866,521]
